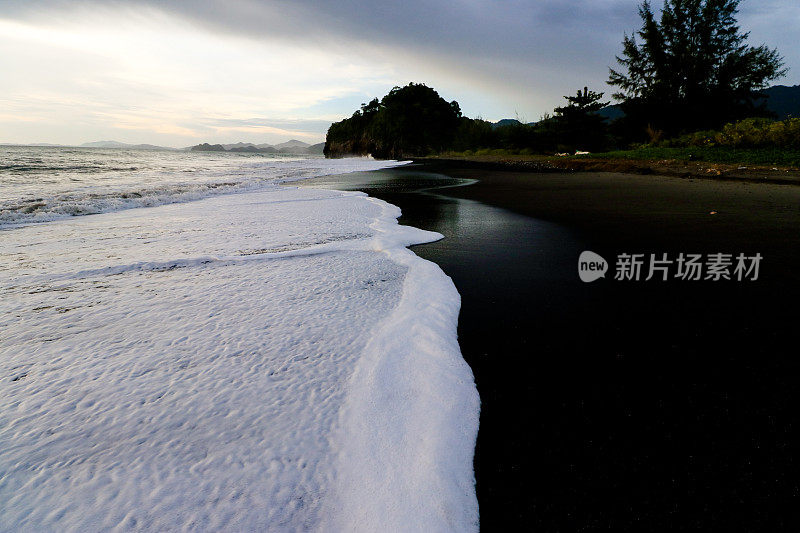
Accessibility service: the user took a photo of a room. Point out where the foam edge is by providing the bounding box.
[321,196,481,532]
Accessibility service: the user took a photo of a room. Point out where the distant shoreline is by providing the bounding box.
[0,140,325,154]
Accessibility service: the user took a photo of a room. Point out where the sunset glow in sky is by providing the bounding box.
[1,0,798,146]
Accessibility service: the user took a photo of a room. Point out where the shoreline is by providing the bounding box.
[415,155,800,185]
[409,161,800,283]
[302,162,800,530]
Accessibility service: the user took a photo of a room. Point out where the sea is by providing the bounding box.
[0,146,479,531]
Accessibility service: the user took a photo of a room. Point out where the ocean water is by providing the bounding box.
[1,147,405,226]
[0,147,479,531]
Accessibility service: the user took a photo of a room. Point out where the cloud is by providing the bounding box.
[0,0,797,145]
[122,1,799,93]
[0,10,396,145]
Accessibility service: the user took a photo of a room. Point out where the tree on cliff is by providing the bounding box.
[608,0,786,138]
[325,83,462,158]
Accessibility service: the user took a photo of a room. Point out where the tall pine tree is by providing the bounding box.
[609,0,786,138]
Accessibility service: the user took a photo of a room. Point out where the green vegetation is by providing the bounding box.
[439,144,800,167]
[589,146,800,167]
[326,84,614,157]
[325,83,462,158]
[586,117,800,166]
[663,117,800,149]
[575,117,800,166]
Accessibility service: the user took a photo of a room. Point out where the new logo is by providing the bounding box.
[578,251,608,282]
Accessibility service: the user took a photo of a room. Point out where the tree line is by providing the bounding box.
[325,0,788,158]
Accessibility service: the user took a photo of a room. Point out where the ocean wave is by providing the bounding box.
[0,181,265,226]
[0,164,137,172]
[0,156,410,228]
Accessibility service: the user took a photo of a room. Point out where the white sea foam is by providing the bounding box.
[321,198,480,531]
[0,158,480,531]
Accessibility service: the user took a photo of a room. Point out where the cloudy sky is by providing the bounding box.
[1,0,798,147]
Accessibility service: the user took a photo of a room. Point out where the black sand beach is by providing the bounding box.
[303,163,800,530]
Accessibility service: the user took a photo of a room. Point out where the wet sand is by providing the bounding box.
[302,163,800,530]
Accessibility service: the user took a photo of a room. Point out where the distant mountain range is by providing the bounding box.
[595,84,800,123]
[79,140,177,150]
[4,139,325,154]
[83,139,326,154]
[490,118,536,129]
[188,139,325,155]
[1,141,178,150]
[755,85,800,119]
